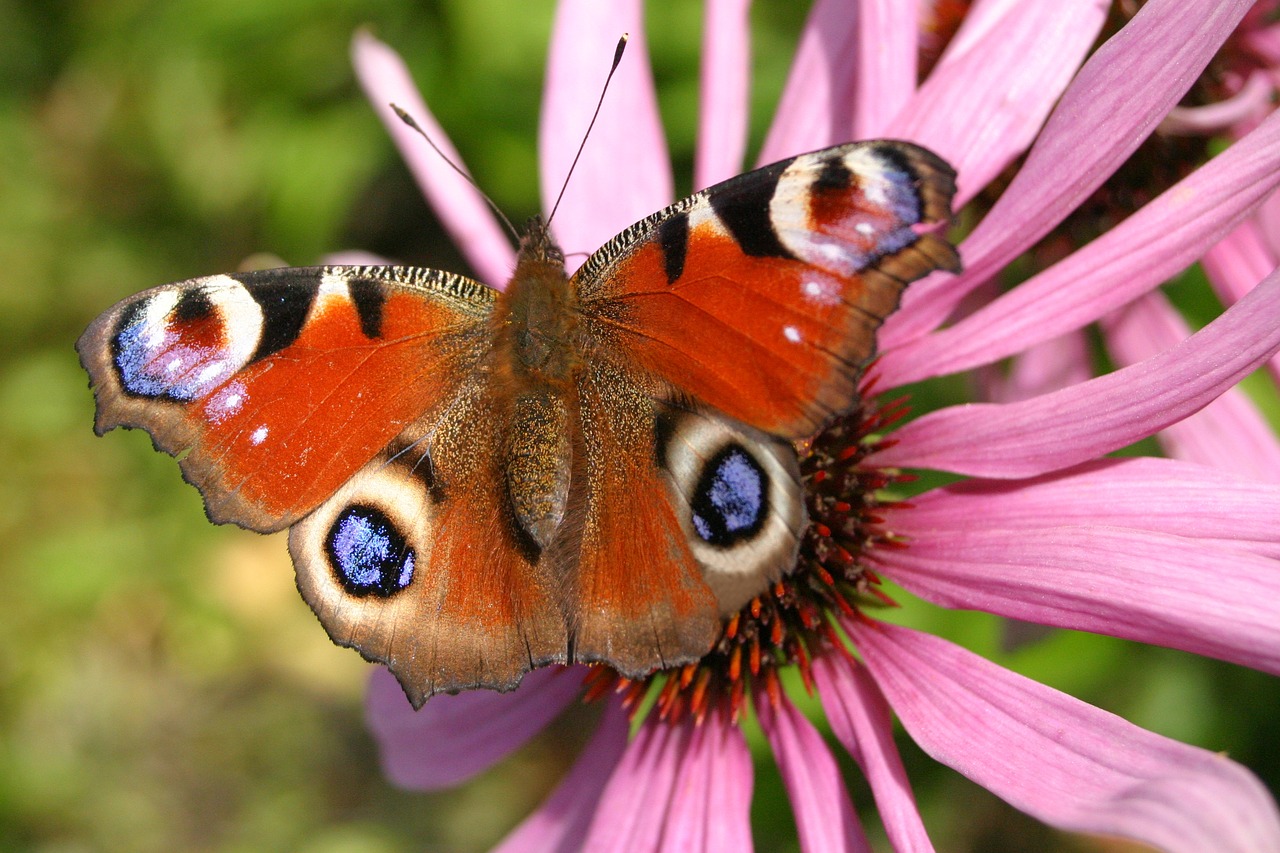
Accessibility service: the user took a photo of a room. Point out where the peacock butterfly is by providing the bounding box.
[77,140,960,707]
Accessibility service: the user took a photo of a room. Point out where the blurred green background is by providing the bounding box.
[2,1,1277,851]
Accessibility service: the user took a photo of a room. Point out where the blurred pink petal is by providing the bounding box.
[1103,291,1280,480]
[1243,18,1280,63]
[873,265,1280,478]
[365,666,584,790]
[1204,217,1275,303]
[758,692,871,853]
[1260,186,1280,258]
[541,0,672,265]
[813,654,934,852]
[887,0,1108,207]
[895,457,1280,559]
[1202,218,1280,386]
[880,108,1280,386]
[757,0,930,154]
[350,30,514,287]
[885,0,1254,347]
[581,708,753,852]
[875,523,1280,674]
[850,0,918,139]
[758,0,860,161]
[977,330,1093,403]
[1162,69,1275,134]
[694,0,750,188]
[493,698,630,853]
[852,620,1280,853]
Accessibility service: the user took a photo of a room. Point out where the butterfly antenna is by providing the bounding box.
[390,104,520,243]
[546,33,629,228]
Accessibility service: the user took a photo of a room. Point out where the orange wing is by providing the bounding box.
[564,360,722,676]
[289,375,567,706]
[573,140,959,440]
[77,265,494,531]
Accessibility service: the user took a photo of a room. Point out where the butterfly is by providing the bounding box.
[77,140,959,707]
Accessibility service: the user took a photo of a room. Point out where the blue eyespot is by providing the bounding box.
[112,294,228,402]
[325,505,415,598]
[691,445,768,547]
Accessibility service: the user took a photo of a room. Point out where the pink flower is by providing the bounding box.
[352,1,1280,850]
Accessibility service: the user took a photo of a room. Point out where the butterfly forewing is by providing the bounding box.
[572,140,960,440]
[77,265,495,531]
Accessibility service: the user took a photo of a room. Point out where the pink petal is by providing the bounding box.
[851,619,1280,853]
[350,31,514,287]
[1162,69,1275,134]
[894,456,1280,559]
[849,0,918,139]
[1203,218,1275,305]
[873,264,1280,478]
[884,0,1255,347]
[875,523,1280,674]
[1103,291,1280,481]
[813,653,935,852]
[879,108,1280,386]
[657,707,754,852]
[1243,19,1280,64]
[977,330,1093,403]
[365,665,584,790]
[1260,184,1280,260]
[581,709,753,852]
[757,692,871,853]
[1202,218,1280,387]
[493,698,630,853]
[694,0,750,189]
[540,0,673,266]
[757,0,860,162]
[887,0,1108,207]
[758,0,928,157]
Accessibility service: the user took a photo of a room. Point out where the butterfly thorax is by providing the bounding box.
[497,218,581,390]
[493,219,582,552]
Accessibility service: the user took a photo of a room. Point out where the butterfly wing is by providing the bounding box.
[81,264,569,703]
[556,141,958,672]
[76,265,495,531]
[289,373,568,706]
[563,360,808,677]
[572,140,960,440]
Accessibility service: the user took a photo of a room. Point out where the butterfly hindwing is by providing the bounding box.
[76,265,495,531]
[565,358,810,676]
[290,374,568,705]
[574,140,960,440]
[565,361,721,675]
[650,403,808,617]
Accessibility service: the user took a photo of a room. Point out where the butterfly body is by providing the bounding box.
[79,140,960,706]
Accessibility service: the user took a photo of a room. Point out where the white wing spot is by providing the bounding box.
[855,222,875,236]
[250,425,269,446]
[801,276,841,306]
[783,325,802,344]
[197,362,225,384]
